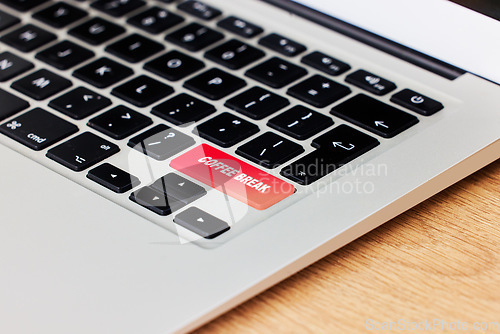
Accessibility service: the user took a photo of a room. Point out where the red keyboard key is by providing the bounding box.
[170,144,295,210]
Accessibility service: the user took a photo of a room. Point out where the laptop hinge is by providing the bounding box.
[262,0,466,80]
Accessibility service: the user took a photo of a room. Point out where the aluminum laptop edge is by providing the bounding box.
[0,0,499,333]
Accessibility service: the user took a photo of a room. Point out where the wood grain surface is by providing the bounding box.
[195,159,500,334]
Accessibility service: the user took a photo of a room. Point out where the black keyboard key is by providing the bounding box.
[130,186,184,216]
[1,24,56,52]
[47,132,119,171]
[128,124,195,161]
[151,173,206,204]
[88,105,152,140]
[391,89,444,116]
[0,88,29,121]
[106,33,164,63]
[205,39,265,70]
[49,87,111,120]
[127,7,184,34]
[287,75,351,108]
[112,75,174,107]
[177,1,221,20]
[174,207,229,239]
[281,125,379,185]
[301,51,350,76]
[331,94,419,138]
[152,93,215,125]
[245,57,307,88]
[33,2,88,28]
[0,0,48,11]
[268,105,333,140]
[311,124,380,151]
[0,10,21,31]
[91,0,146,17]
[225,87,289,120]
[0,52,34,82]
[144,50,205,82]
[87,163,140,193]
[217,16,263,38]
[165,22,224,52]
[0,108,78,150]
[12,69,72,100]
[73,57,133,88]
[236,132,304,169]
[69,17,125,45]
[196,112,259,148]
[36,40,94,70]
[184,68,246,100]
[345,69,396,96]
[258,33,306,57]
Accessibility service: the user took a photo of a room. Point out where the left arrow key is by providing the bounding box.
[87,163,140,193]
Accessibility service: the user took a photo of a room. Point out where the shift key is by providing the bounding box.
[170,144,295,210]
[0,108,78,150]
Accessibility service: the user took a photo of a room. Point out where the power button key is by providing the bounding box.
[391,89,444,116]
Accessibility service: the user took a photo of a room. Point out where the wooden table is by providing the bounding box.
[196,159,500,333]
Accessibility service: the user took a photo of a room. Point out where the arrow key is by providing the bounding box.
[88,163,140,193]
[151,172,206,204]
[130,186,185,216]
[174,207,230,239]
[331,94,419,138]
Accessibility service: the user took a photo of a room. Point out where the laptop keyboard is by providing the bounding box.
[0,0,445,242]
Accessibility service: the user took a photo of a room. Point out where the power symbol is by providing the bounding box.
[411,95,425,104]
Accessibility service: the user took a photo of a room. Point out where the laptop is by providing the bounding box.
[0,0,498,332]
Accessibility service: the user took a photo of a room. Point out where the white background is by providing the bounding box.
[294,0,500,83]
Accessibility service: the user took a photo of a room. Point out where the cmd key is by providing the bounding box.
[0,108,78,150]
